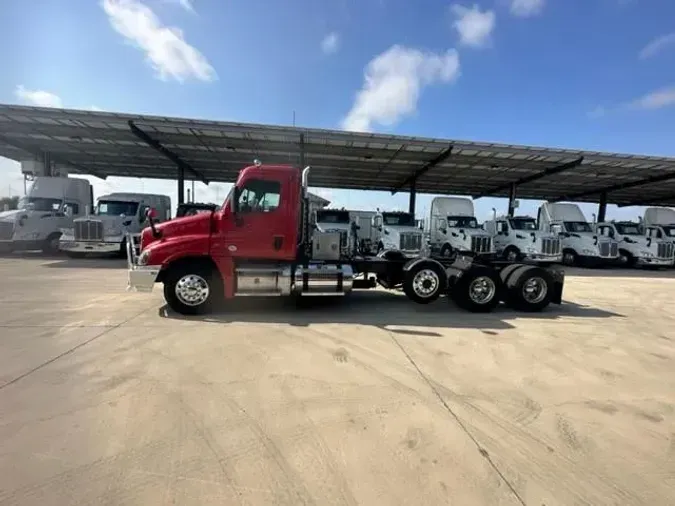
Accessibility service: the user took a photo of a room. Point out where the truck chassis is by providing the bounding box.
[127,238,564,316]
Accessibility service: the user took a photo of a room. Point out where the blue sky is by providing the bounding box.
[1,0,675,221]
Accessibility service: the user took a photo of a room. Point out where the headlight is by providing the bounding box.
[137,250,150,266]
[582,248,595,255]
[642,251,654,258]
[60,227,74,236]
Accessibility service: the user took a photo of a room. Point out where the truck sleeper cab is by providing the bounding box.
[127,163,565,316]
[0,176,92,254]
[428,197,493,258]
[538,202,619,266]
[60,193,171,257]
[596,221,675,268]
[485,215,562,263]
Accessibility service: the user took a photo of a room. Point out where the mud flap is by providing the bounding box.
[547,267,565,304]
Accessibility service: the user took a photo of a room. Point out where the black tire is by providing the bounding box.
[117,238,128,259]
[504,265,553,312]
[451,266,500,313]
[618,249,635,268]
[562,249,578,266]
[163,261,223,315]
[42,232,62,255]
[402,260,446,304]
[440,244,454,258]
[503,246,521,262]
[498,263,525,301]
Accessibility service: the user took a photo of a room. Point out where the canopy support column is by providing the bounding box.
[597,192,607,223]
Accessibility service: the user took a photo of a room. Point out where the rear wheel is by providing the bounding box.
[504,265,553,312]
[403,260,446,304]
[451,266,500,313]
[163,262,223,315]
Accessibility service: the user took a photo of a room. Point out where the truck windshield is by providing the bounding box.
[564,221,592,233]
[510,218,537,230]
[615,223,642,235]
[316,210,350,224]
[17,197,62,212]
[662,226,675,237]
[447,216,478,228]
[96,200,140,216]
[383,213,415,226]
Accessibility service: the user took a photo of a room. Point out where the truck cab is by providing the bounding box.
[0,176,92,254]
[538,202,619,266]
[643,207,675,261]
[60,193,171,257]
[596,220,675,267]
[372,211,424,257]
[484,215,562,263]
[428,196,493,257]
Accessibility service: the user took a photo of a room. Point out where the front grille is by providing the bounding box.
[541,237,561,255]
[0,221,14,240]
[75,220,104,241]
[400,232,422,251]
[657,242,675,259]
[597,241,618,257]
[471,236,492,254]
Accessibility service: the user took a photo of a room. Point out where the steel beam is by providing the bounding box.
[597,192,607,222]
[128,121,209,185]
[617,193,675,207]
[507,183,517,217]
[475,156,584,199]
[409,181,416,214]
[551,168,675,203]
[391,145,453,195]
[0,134,108,180]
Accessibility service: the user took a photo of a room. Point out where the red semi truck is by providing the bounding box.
[126,163,565,315]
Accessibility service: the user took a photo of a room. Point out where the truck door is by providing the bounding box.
[223,177,295,260]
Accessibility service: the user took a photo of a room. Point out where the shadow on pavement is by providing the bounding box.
[43,258,127,269]
[157,290,623,332]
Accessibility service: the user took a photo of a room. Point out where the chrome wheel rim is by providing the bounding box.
[412,269,439,298]
[468,276,496,305]
[175,274,210,306]
[522,276,547,304]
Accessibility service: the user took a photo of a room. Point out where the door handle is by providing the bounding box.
[273,235,283,251]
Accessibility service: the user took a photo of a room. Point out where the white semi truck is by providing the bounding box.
[643,207,675,245]
[595,220,674,267]
[0,176,93,254]
[537,202,619,266]
[314,208,353,257]
[372,211,424,258]
[428,197,493,257]
[59,193,171,257]
[484,214,562,263]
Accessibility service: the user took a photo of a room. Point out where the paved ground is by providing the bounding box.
[0,255,673,506]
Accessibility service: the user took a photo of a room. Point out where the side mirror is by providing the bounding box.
[438,218,447,233]
[373,216,383,229]
[231,187,240,215]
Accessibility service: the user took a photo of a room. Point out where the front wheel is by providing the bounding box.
[451,266,500,313]
[403,260,446,304]
[503,246,521,262]
[42,232,62,255]
[163,262,223,315]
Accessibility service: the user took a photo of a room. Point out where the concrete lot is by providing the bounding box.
[0,255,673,506]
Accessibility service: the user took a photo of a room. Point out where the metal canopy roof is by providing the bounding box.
[2,103,675,207]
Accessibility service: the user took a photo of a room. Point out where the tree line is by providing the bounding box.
[1,196,19,210]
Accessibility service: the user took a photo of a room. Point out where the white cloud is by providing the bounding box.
[341,45,460,132]
[101,0,216,82]
[639,33,675,60]
[14,85,63,108]
[509,0,544,17]
[172,0,194,13]
[321,32,340,55]
[628,86,675,111]
[450,4,496,48]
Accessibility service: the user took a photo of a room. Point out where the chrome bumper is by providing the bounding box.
[125,233,160,293]
[60,240,121,253]
[636,257,675,267]
[524,253,562,263]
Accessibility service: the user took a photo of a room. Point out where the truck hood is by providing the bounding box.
[450,227,491,238]
[0,209,55,222]
[316,223,350,233]
[0,210,22,222]
[141,212,211,251]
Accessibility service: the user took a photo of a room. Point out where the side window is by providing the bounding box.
[238,179,281,214]
[496,221,507,234]
[64,202,80,215]
[598,226,613,237]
